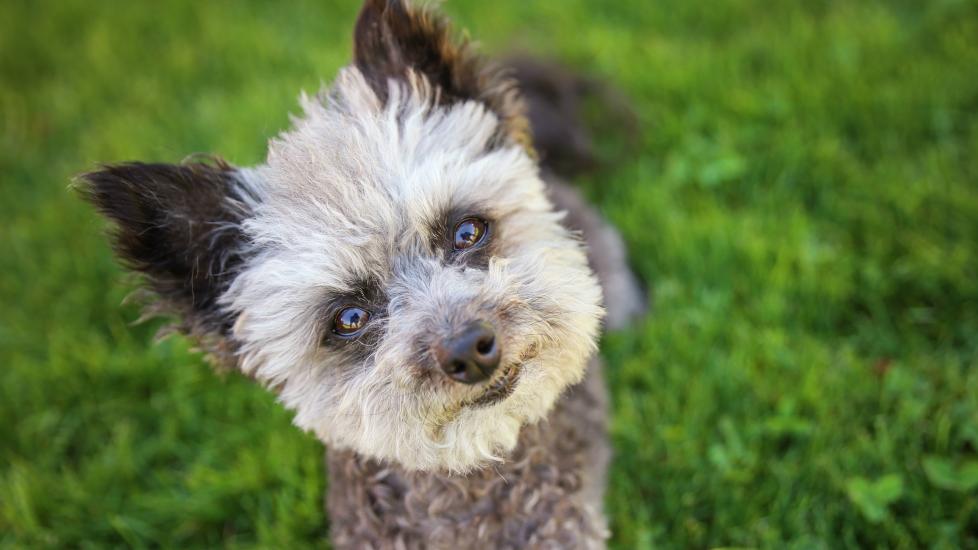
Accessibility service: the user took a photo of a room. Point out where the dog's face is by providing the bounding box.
[82,0,603,472]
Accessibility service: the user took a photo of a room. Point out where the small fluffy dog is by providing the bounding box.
[82,0,644,547]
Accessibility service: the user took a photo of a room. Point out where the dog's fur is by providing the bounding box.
[81,0,644,547]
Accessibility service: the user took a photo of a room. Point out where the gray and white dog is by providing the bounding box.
[82,0,645,547]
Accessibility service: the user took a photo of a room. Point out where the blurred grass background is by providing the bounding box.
[2,0,977,547]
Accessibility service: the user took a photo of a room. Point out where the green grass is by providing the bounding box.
[2,0,977,547]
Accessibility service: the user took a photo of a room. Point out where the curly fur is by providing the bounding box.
[80,0,645,547]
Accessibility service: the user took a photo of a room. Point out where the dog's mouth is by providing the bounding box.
[466,364,522,408]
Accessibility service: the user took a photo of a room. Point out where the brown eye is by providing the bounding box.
[333,306,370,336]
[453,218,488,250]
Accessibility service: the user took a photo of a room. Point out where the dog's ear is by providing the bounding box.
[353,0,529,148]
[79,159,257,366]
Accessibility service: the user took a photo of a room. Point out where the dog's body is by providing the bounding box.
[81,1,644,547]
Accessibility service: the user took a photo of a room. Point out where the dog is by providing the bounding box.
[81,0,645,547]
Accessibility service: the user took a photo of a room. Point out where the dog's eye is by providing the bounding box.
[333,306,370,336]
[453,218,488,250]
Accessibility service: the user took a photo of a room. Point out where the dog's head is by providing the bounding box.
[81,0,603,472]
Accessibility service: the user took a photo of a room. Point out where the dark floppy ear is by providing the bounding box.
[79,159,255,366]
[353,0,529,148]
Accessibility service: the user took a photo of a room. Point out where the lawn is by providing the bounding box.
[2,0,977,547]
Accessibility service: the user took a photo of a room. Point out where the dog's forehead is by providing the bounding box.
[242,68,541,289]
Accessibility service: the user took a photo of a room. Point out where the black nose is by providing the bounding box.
[434,321,500,384]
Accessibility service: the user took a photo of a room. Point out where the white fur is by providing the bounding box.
[221,68,604,472]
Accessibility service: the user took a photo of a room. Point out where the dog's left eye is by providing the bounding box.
[453,218,488,250]
[333,306,370,336]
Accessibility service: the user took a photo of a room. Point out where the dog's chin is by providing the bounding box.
[416,352,586,473]
[315,349,589,473]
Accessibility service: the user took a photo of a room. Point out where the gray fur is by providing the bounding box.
[81,0,647,546]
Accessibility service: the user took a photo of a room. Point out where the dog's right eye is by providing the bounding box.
[333,306,370,336]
